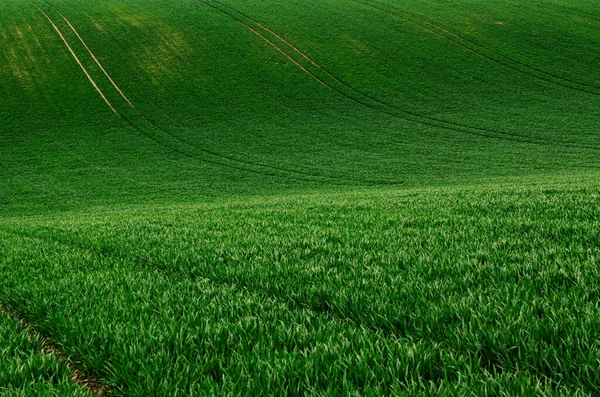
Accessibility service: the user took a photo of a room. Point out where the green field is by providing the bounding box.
[1,0,599,395]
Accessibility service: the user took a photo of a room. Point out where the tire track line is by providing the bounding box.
[203,1,504,140]
[132,106,367,185]
[353,0,600,95]
[39,5,293,183]
[238,21,327,87]
[128,107,375,186]
[0,227,407,343]
[0,303,110,396]
[123,115,353,185]
[43,6,269,179]
[51,4,382,185]
[410,9,600,94]
[37,6,118,114]
[52,6,136,109]
[524,0,600,22]
[202,0,600,151]
[36,6,211,182]
[202,1,569,148]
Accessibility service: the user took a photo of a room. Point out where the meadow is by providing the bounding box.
[1,0,599,395]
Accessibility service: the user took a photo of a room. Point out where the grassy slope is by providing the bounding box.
[1,180,600,394]
[1,0,599,213]
[1,0,600,394]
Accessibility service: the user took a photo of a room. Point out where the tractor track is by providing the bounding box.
[524,0,600,22]
[38,3,382,187]
[1,226,410,345]
[52,5,136,109]
[0,293,110,396]
[352,0,600,95]
[37,6,118,114]
[202,0,600,152]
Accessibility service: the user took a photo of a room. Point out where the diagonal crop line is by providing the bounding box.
[238,21,327,87]
[37,6,118,114]
[202,0,596,150]
[201,0,600,151]
[126,107,372,186]
[202,1,503,139]
[535,0,600,21]
[353,0,600,96]
[52,6,136,109]
[132,106,371,185]
[118,114,354,185]
[207,1,347,89]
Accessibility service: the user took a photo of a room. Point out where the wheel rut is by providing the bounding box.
[352,0,600,96]
[1,226,407,348]
[37,6,118,114]
[0,302,111,396]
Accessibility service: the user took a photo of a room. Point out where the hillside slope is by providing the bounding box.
[2,1,600,395]
[1,0,599,214]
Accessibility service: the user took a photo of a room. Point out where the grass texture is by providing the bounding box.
[0,313,92,396]
[1,180,600,395]
[1,0,599,214]
[1,0,600,394]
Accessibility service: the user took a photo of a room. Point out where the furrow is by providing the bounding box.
[40,5,363,186]
[120,114,336,185]
[525,0,600,22]
[0,228,390,344]
[52,6,136,108]
[0,303,110,396]
[135,112,368,186]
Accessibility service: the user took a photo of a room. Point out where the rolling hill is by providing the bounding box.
[1,0,599,395]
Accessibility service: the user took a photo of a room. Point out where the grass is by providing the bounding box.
[1,178,600,394]
[2,0,600,214]
[1,0,600,394]
[0,311,92,396]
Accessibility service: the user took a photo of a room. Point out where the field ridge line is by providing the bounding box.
[233,19,327,87]
[35,10,347,185]
[37,6,118,114]
[355,0,600,95]
[535,0,600,21]
[46,6,365,185]
[0,228,396,341]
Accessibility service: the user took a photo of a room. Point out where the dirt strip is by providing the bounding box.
[37,6,118,114]
[0,304,110,396]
